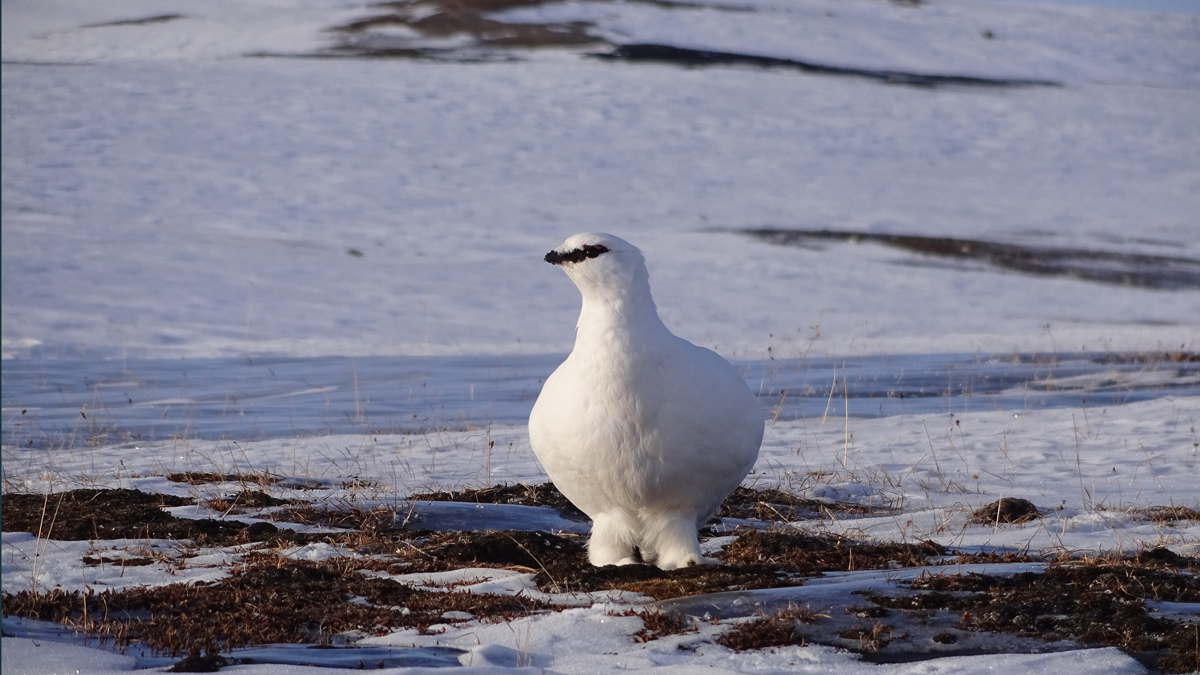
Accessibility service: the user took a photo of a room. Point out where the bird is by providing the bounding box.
[529,233,763,570]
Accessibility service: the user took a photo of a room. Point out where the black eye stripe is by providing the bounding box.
[544,244,610,265]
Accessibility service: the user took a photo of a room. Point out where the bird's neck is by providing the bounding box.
[573,281,672,357]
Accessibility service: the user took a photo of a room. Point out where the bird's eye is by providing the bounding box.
[544,244,610,265]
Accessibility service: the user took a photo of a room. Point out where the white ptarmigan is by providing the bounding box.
[529,233,764,570]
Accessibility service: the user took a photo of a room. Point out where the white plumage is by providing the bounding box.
[529,233,764,570]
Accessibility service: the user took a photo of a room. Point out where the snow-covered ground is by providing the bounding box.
[3,0,1198,673]
[3,397,1197,673]
[3,0,1199,360]
[5,397,1199,554]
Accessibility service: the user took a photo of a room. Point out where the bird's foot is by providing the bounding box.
[589,551,640,567]
[588,512,639,567]
[654,551,717,571]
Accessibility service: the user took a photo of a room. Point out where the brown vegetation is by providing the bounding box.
[969,498,1041,525]
[716,604,824,651]
[717,529,946,573]
[861,556,1200,673]
[1,554,547,657]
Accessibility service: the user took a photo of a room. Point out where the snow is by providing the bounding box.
[0,0,367,63]
[498,0,1200,84]
[7,623,1141,674]
[2,0,1198,672]
[4,352,1196,448]
[3,1,1199,361]
[657,561,1050,619]
[6,397,1196,550]
[368,606,1148,674]
[8,399,1193,673]
[2,637,139,674]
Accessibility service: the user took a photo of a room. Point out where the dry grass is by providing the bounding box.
[1128,506,1200,524]
[167,472,278,487]
[716,603,826,652]
[201,490,299,515]
[838,621,893,652]
[946,550,1047,565]
[718,486,882,521]
[606,608,696,643]
[269,502,399,532]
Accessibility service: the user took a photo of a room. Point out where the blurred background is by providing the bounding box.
[3,0,1198,444]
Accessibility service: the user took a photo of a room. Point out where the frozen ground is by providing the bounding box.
[2,0,1199,673]
[4,397,1199,552]
[2,397,1198,673]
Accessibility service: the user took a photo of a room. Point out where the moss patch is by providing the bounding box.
[5,490,330,547]
[717,529,946,573]
[861,557,1200,673]
[1,555,546,657]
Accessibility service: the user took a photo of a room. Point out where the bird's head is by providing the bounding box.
[544,232,651,304]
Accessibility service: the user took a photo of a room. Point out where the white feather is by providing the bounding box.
[529,233,763,570]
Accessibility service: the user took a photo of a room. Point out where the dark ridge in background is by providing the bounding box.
[743,228,1200,290]
[592,45,1060,88]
